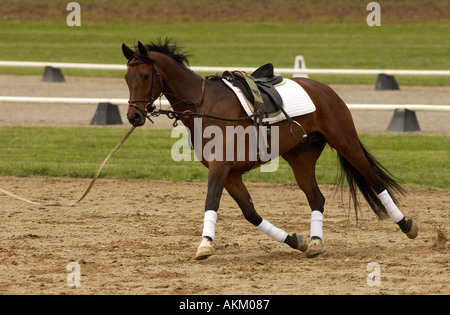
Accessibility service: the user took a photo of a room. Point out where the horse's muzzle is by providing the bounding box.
[127,110,146,127]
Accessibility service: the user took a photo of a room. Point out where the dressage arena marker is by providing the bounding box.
[0,126,136,207]
[386,108,421,132]
[42,66,65,83]
[375,73,399,90]
[90,102,123,125]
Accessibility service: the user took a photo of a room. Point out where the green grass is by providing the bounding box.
[1,0,448,84]
[0,22,449,85]
[0,127,448,188]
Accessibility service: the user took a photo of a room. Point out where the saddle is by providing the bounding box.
[222,63,284,118]
[222,63,308,145]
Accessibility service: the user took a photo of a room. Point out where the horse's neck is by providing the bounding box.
[156,54,204,113]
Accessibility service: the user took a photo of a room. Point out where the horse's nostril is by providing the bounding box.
[128,111,145,127]
[133,112,141,121]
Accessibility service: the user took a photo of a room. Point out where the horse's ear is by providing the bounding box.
[122,43,134,60]
[137,41,147,56]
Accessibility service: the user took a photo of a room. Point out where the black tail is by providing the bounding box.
[337,140,405,220]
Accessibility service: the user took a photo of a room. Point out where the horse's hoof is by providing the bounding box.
[195,237,214,260]
[292,233,308,252]
[405,219,418,239]
[306,238,324,258]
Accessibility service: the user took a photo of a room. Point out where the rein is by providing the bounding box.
[152,107,257,127]
[127,61,257,127]
[127,61,306,143]
[0,126,136,207]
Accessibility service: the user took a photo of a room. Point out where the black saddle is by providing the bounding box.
[223,63,283,117]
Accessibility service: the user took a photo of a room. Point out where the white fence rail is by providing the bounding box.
[0,96,130,105]
[1,60,450,76]
[0,61,125,71]
[1,96,449,112]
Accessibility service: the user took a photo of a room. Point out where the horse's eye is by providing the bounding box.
[143,74,150,81]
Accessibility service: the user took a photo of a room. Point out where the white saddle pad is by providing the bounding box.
[222,78,316,124]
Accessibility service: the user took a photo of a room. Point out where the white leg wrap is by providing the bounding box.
[378,190,404,223]
[257,219,288,243]
[310,210,323,240]
[202,210,217,241]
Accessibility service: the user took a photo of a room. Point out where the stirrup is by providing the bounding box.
[290,120,308,143]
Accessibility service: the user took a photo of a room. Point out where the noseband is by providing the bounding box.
[127,62,162,124]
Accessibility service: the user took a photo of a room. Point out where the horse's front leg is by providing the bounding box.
[195,163,230,260]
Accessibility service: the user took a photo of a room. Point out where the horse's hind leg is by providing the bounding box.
[281,138,327,257]
[323,112,418,239]
[224,171,308,252]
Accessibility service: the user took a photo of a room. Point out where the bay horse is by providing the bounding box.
[122,39,418,260]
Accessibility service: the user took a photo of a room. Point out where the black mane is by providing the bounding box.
[133,38,191,66]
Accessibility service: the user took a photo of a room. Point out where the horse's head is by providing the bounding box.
[122,41,162,127]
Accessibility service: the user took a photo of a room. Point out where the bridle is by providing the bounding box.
[127,60,211,126]
[127,61,163,124]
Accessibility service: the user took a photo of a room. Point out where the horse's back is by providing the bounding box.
[291,77,347,109]
[290,77,357,136]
